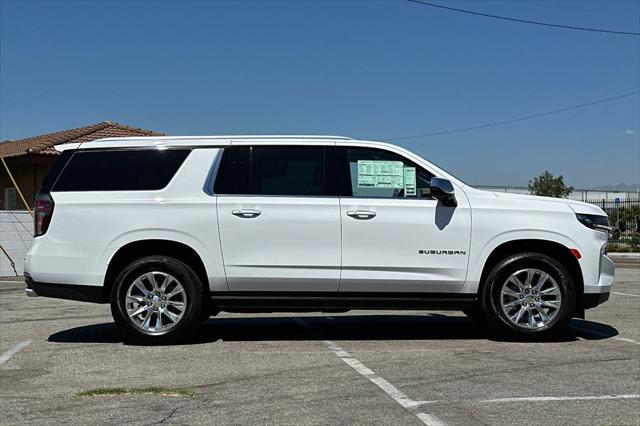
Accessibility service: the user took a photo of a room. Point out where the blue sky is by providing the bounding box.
[1,0,639,188]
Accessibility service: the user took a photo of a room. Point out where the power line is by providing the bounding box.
[405,0,640,36]
[382,90,640,141]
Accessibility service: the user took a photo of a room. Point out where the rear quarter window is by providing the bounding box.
[52,149,191,191]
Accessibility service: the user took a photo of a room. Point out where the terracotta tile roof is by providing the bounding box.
[0,121,164,158]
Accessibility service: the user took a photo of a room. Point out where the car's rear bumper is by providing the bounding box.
[24,274,105,303]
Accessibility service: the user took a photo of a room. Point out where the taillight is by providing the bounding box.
[34,193,54,236]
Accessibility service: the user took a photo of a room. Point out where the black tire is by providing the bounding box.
[480,252,575,340]
[110,255,204,344]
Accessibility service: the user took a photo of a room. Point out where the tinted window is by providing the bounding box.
[343,148,434,198]
[252,146,325,196]
[40,150,74,192]
[214,146,327,196]
[53,149,190,191]
[214,146,250,194]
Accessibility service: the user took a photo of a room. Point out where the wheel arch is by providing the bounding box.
[102,239,209,304]
[476,239,584,302]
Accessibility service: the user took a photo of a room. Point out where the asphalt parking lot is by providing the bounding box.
[1,265,638,425]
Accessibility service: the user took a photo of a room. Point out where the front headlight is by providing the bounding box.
[575,213,612,233]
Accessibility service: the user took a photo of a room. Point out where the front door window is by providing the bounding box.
[344,148,434,199]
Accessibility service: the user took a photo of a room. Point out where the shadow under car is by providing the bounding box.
[47,314,619,346]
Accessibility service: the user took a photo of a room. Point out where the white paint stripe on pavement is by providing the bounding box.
[0,341,32,366]
[293,318,445,426]
[613,291,640,297]
[480,394,640,403]
[325,340,445,425]
[569,325,640,345]
[611,337,640,345]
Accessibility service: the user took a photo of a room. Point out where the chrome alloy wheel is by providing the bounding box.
[500,268,561,330]
[125,271,187,333]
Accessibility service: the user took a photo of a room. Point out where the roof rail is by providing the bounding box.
[90,135,354,142]
[229,135,353,140]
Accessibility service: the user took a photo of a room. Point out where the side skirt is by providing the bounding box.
[210,291,477,313]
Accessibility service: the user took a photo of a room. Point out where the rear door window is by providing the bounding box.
[213,146,251,195]
[214,146,328,196]
[252,146,325,196]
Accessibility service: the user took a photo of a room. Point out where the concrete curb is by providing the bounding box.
[0,276,25,282]
[608,253,640,260]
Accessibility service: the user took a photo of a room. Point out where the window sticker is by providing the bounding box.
[403,167,417,196]
[357,160,404,188]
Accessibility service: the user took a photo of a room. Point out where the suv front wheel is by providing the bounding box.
[480,252,575,340]
[110,255,204,344]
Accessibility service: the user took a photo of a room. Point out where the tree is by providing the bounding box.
[528,171,574,198]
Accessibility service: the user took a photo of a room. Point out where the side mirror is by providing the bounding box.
[430,177,457,207]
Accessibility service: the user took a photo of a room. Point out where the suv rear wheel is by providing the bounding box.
[110,255,204,344]
[480,252,575,340]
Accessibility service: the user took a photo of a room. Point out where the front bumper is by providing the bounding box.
[577,253,614,316]
[584,253,615,296]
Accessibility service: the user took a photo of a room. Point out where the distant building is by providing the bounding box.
[0,121,163,210]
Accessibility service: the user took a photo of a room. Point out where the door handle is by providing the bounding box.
[232,209,261,218]
[347,210,376,220]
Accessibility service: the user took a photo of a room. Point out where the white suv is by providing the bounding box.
[24,136,614,343]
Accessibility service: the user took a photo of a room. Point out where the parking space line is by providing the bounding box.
[610,336,640,345]
[0,340,32,366]
[293,318,445,426]
[613,291,640,297]
[325,340,444,425]
[569,325,640,345]
[479,394,640,403]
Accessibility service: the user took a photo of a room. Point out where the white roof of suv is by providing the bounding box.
[55,135,355,152]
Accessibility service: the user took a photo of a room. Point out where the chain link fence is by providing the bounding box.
[584,198,640,250]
